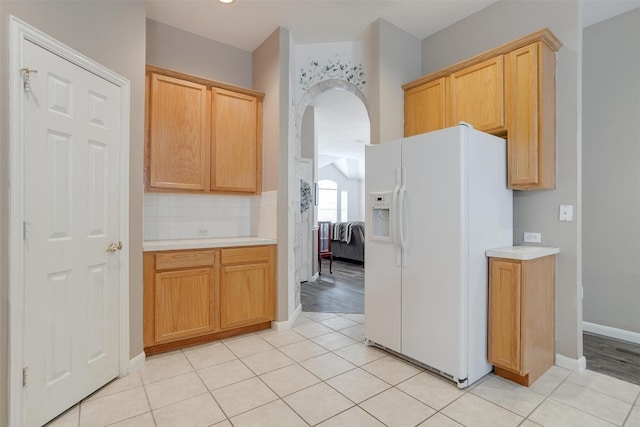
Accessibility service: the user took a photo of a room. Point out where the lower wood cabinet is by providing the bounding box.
[488,254,556,386]
[144,245,275,354]
[220,246,275,330]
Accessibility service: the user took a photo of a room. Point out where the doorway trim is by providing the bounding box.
[8,16,131,425]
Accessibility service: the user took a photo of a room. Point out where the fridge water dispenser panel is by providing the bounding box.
[371,192,393,241]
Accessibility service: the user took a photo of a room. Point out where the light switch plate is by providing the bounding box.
[559,204,574,221]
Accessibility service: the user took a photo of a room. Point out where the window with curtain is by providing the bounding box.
[317,179,338,223]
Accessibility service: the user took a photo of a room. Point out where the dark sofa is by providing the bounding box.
[331,221,365,264]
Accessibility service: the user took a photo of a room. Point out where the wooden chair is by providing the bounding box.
[318,221,333,274]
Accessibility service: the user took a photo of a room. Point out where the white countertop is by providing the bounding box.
[144,237,277,252]
[485,245,560,261]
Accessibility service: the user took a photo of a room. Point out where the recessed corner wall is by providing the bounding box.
[582,8,640,336]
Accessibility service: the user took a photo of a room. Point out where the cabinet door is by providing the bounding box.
[154,267,216,343]
[506,42,555,189]
[220,262,273,330]
[488,259,522,373]
[449,56,505,133]
[404,77,447,137]
[148,73,209,191]
[211,88,259,193]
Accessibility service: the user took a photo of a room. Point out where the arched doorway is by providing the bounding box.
[294,80,370,314]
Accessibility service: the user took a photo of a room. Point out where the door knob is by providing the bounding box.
[107,241,123,253]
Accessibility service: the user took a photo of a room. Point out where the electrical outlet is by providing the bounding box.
[523,232,541,243]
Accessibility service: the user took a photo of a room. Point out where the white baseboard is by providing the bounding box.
[129,352,146,372]
[583,321,640,344]
[555,353,586,372]
[311,272,319,282]
[271,304,302,331]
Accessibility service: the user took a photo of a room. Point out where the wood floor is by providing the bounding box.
[300,258,364,314]
[302,259,640,385]
[583,331,640,385]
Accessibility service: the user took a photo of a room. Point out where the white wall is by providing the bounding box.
[318,164,364,222]
[421,0,582,360]
[582,8,640,337]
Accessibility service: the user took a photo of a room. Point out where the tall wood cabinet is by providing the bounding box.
[403,29,561,190]
[144,244,275,355]
[505,41,557,190]
[145,65,264,195]
[486,247,559,386]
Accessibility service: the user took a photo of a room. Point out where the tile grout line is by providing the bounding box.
[546,379,632,426]
[518,370,571,425]
[621,389,640,426]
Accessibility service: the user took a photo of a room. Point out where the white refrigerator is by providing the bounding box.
[364,124,512,388]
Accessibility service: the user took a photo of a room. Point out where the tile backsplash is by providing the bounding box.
[144,194,254,241]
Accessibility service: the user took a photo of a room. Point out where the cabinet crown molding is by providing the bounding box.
[402,28,562,91]
[146,64,265,99]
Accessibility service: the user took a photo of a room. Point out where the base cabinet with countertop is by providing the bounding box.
[486,246,559,386]
[144,241,276,355]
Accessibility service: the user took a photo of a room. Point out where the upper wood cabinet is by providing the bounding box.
[448,56,505,134]
[403,29,561,190]
[404,77,447,136]
[148,74,210,191]
[211,88,261,193]
[505,42,556,190]
[145,65,264,195]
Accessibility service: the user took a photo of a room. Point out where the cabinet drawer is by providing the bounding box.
[221,246,270,265]
[155,250,216,270]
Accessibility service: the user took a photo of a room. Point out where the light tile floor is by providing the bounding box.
[47,312,640,427]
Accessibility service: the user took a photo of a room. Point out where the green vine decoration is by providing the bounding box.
[299,59,366,91]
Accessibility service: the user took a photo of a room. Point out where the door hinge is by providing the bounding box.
[22,367,28,387]
[20,68,38,93]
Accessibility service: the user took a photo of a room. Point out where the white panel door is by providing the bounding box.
[23,39,122,426]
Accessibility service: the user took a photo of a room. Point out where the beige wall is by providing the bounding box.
[253,28,293,320]
[0,1,146,423]
[369,19,422,145]
[421,0,583,359]
[146,19,252,88]
[583,8,640,334]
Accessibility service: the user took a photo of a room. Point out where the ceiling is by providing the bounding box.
[146,0,640,181]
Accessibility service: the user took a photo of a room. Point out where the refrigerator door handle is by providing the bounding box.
[392,167,401,267]
[398,166,407,268]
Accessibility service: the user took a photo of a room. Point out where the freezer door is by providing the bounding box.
[400,126,468,382]
[364,140,402,352]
